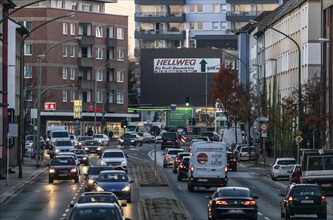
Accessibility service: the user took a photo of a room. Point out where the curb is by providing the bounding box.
[0,167,47,205]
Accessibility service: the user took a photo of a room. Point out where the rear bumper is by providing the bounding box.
[189,177,228,187]
[212,207,257,219]
[288,204,326,215]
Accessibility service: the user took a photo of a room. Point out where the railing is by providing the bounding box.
[226,11,263,16]
[135,12,184,17]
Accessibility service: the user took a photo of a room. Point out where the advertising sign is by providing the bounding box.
[168,109,193,127]
[73,100,82,119]
[154,58,221,73]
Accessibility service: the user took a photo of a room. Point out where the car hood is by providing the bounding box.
[102,158,126,163]
[96,182,130,192]
[50,165,76,169]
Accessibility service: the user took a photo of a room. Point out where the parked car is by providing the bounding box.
[227,152,238,171]
[48,155,79,183]
[72,149,89,166]
[201,131,220,141]
[289,164,302,184]
[271,157,297,181]
[84,165,114,192]
[206,186,258,220]
[67,203,127,220]
[161,132,180,150]
[77,136,94,148]
[172,152,191,173]
[100,149,128,172]
[280,183,327,219]
[83,140,103,155]
[93,134,109,146]
[234,144,250,154]
[238,146,256,161]
[136,132,155,143]
[163,148,184,168]
[94,170,134,203]
[177,156,190,181]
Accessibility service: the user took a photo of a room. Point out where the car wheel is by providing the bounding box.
[233,166,237,171]
[188,182,194,192]
[173,168,177,174]
[163,164,167,168]
[177,174,182,181]
[318,211,327,219]
[49,178,53,184]
[74,176,79,183]
[127,197,131,203]
[280,207,285,218]
[271,175,277,181]
[285,208,291,219]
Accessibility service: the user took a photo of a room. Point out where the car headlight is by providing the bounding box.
[55,149,59,153]
[121,160,127,166]
[96,186,104,192]
[84,147,89,151]
[122,186,130,191]
[88,179,94,185]
[49,168,56,173]
[97,147,101,150]
[82,157,87,160]
[79,142,82,146]
[70,168,77,173]
[100,161,106,165]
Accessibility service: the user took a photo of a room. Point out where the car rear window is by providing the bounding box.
[168,150,183,155]
[292,186,321,196]
[277,160,296,165]
[218,189,250,197]
[51,157,75,165]
[162,133,177,140]
[88,167,113,175]
[78,195,117,203]
[56,141,72,146]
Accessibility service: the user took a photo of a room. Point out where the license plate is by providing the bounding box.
[59,174,68,177]
[228,209,244,214]
[301,200,314,204]
[198,179,208,182]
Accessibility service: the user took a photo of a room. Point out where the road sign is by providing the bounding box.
[260,123,268,132]
[295,135,303,143]
[44,102,56,111]
[74,100,82,119]
[187,125,193,133]
[261,132,267,138]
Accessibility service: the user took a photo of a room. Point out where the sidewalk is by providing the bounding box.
[0,156,48,205]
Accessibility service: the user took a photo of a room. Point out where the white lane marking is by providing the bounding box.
[178,186,182,190]
[264,217,270,220]
[258,212,263,215]
[71,200,74,203]
[62,213,67,217]
[73,197,76,200]
[65,209,70,213]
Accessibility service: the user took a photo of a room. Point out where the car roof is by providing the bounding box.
[217,186,250,192]
[99,170,127,174]
[276,157,296,160]
[74,202,118,208]
[81,192,116,196]
[103,149,124,152]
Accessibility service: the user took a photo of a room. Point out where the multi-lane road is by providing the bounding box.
[0,142,332,220]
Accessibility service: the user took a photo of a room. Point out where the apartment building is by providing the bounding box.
[11,0,136,136]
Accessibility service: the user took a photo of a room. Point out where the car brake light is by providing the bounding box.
[288,196,293,203]
[179,164,184,168]
[190,165,194,172]
[243,200,256,206]
[274,165,280,169]
[224,166,228,172]
[165,155,171,159]
[215,200,228,205]
[321,196,326,203]
[176,159,181,163]
[230,158,236,162]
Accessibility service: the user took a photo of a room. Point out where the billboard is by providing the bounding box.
[154,58,221,73]
[168,109,193,127]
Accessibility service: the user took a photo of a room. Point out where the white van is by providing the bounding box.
[49,130,70,144]
[188,141,228,192]
[221,127,243,147]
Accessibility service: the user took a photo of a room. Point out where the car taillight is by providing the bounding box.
[243,200,256,206]
[321,196,326,203]
[224,166,228,172]
[176,159,181,163]
[230,158,236,162]
[165,155,171,159]
[288,196,293,203]
[215,200,228,205]
[190,165,194,172]
[274,165,280,169]
[189,146,192,151]
[179,164,184,169]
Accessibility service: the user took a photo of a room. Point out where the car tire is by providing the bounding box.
[280,207,285,218]
[49,178,53,184]
[127,197,131,203]
[163,164,167,168]
[74,176,79,183]
[173,168,177,174]
[233,166,237,171]
[271,175,277,181]
[177,175,182,181]
[285,208,291,219]
[188,182,194,192]
[318,211,327,219]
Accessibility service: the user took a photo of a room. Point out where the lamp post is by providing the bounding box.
[249,20,302,134]
[94,60,114,134]
[35,36,81,168]
[18,12,75,176]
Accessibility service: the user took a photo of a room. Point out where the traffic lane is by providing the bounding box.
[0,168,84,220]
[81,153,140,220]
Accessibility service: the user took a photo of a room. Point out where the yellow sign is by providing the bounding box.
[74,100,82,119]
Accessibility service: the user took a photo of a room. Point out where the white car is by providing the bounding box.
[163,148,184,168]
[93,134,109,146]
[58,151,80,165]
[100,149,128,172]
[271,157,297,181]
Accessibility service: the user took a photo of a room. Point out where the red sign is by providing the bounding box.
[44,102,56,111]
[95,108,103,113]
[197,153,208,165]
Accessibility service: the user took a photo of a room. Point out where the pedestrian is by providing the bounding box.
[109,130,113,139]
[104,128,108,135]
[87,127,93,136]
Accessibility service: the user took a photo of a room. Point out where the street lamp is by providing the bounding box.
[249,20,302,134]
[35,36,81,167]
[18,12,75,176]
[94,60,114,134]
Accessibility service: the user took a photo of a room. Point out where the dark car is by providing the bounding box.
[72,149,89,166]
[118,133,141,146]
[67,203,126,220]
[201,131,220,142]
[207,187,258,220]
[227,152,238,171]
[94,170,134,203]
[48,155,79,184]
[77,135,94,149]
[280,183,327,219]
[177,156,190,181]
[161,132,179,150]
[83,140,103,155]
[84,165,114,191]
[69,192,126,213]
[172,152,191,173]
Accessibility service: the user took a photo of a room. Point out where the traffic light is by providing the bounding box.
[185,96,190,106]
[191,117,196,126]
[121,120,128,128]
[89,102,93,112]
[187,117,192,125]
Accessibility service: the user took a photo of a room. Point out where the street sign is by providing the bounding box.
[260,123,268,132]
[44,102,56,111]
[261,132,267,138]
[295,135,303,143]
[74,100,82,119]
[187,125,193,133]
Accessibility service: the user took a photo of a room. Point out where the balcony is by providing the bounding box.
[135,29,186,40]
[135,12,186,22]
[80,79,95,90]
[78,57,95,67]
[108,60,117,69]
[226,11,259,22]
[226,0,279,3]
[105,81,122,91]
[135,0,186,5]
[79,35,95,45]
[106,38,118,47]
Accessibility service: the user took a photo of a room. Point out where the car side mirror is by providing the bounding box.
[68,203,75,208]
[129,180,134,184]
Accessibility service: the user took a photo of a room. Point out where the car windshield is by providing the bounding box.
[277,160,296,165]
[85,141,100,146]
[52,132,69,138]
[218,189,251,197]
[292,186,321,196]
[51,158,75,166]
[137,133,143,136]
[103,152,124,158]
[71,207,121,220]
[73,150,86,155]
[168,150,183,155]
[98,173,129,182]
[78,137,93,141]
[56,141,72,146]
[78,195,117,204]
[130,134,137,138]
[94,135,103,138]
[88,167,113,175]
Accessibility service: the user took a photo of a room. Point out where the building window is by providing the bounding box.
[25,89,32,101]
[58,1,64,8]
[62,67,67,79]
[62,90,67,102]
[220,21,227,30]
[63,23,68,35]
[70,68,75,80]
[116,92,124,104]
[72,2,78,10]
[70,90,75,102]
[96,70,103,81]
[96,26,103,37]
[212,22,219,30]
[107,25,114,38]
[213,4,219,12]
[63,45,68,57]
[190,23,195,30]
[96,48,103,59]
[97,91,103,103]
[70,23,75,35]
[82,4,92,12]
[221,4,227,11]
[197,22,203,30]
[117,48,124,61]
[70,46,75,57]
[19,21,32,31]
[108,70,114,81]
[97,5,102,13]
[189,5,195,13]
[117,27,124,40]
[108,91,114,103]
[24,65,32,78]
[198,5,203,12]
[117,70,124,82]
[24,44,32,56]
